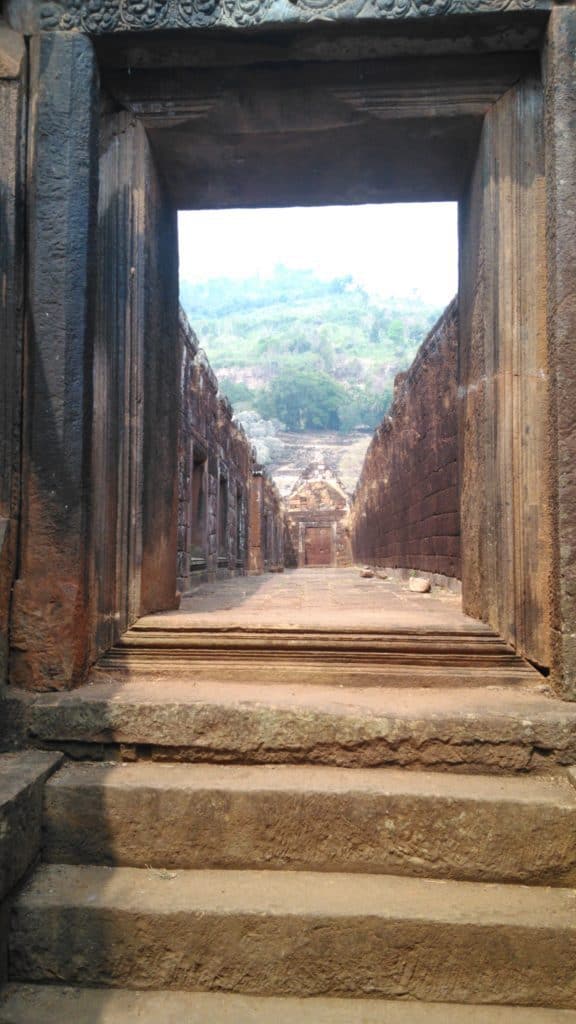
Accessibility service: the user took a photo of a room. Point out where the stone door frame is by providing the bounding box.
[3,1,575,696]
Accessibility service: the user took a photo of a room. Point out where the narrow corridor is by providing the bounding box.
[141,568,477,633]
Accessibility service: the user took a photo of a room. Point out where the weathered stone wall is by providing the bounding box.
[261,475,285,573]
[351,300,460,580]
[178,312,283,590]
[247,472,285,576]
[285,476,352,569]
[10,32,100,692]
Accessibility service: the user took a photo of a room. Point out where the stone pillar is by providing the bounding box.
[176,434,193,596]
[459,72,552,671]
[138,138,180,615]
[0,24,25,685]
[544,7,576,698]
[248,472,264,575]
[298,523,305,569]
[94,111,179,651]
[11,33,99,690]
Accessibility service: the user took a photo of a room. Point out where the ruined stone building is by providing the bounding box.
[178,310,284,592]
[1,1,576,1020]
[285,466,352,568]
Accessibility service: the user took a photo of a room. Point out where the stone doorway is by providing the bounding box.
[3,4,574,696]
[304,527,333,568]
[3,7,576,1018]
[92,34,551,677]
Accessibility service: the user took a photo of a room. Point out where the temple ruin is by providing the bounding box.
[285,465,352,568]
[1,0,576,1019]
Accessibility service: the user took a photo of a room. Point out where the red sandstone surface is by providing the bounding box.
[351,300,460,579]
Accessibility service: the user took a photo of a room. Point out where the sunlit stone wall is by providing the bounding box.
[350,299,460,580]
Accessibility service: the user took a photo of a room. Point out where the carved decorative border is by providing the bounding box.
[39,0,541,34]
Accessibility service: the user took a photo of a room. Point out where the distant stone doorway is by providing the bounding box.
[304,527,333,568]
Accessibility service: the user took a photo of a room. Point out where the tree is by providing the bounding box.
[337,384,394,432]
[388,318,406,352]
[258,369,346,432]
[220,380,255,407]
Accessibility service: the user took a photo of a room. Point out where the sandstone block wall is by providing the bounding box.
[247,472,285,575]
[350,299,460,579]
[262,475,286,572]
[178,311,284,590]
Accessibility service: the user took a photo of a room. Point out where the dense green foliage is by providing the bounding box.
[258,369,345,431]
[181,268,446,432]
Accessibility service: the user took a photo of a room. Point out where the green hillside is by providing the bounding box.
[180,267,446,433]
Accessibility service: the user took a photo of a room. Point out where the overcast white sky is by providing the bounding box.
[179,202,458,305]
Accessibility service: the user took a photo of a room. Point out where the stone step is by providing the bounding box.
[43,762,576,885]
[93,659,538,688]
[0,752,62,906]
[96,625,537,685]
[119,624,512,643]
[18,679,576,772]
[3,985,576,1024]
[9,865,576,1007]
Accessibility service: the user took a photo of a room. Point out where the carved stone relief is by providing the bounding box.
[39,0,541,35]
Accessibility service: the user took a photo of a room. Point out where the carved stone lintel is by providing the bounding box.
[38,0,543,35]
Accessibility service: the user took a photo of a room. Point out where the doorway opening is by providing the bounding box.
[83,36,552,682]
[305,527,333,568]
[218,473,229,568]
[190,453,207,572]
[174,201,469,634]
